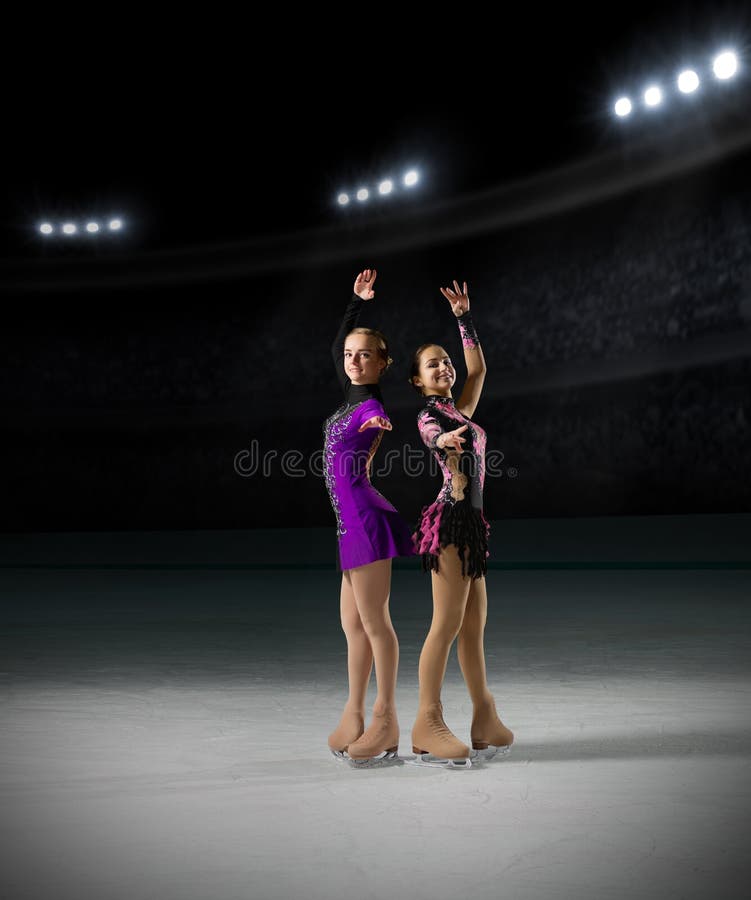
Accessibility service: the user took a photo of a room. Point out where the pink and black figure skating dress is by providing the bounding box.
[323,293,417,571]
[412,311,491,579]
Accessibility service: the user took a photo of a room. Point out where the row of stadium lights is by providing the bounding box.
[29,50,743,236]
[613,50,739,117]
[39,218,124,236]
[337,169,419,206]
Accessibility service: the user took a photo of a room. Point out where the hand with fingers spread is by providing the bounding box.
[437,423,468,453]
[358,415,393,432]
[439,279,470,317]
[354,268,377,300]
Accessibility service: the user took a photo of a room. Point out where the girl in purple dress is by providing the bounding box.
[324,268,416,767]
[408,279,514,769]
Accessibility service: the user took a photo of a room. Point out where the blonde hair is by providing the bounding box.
[348,327,393,372]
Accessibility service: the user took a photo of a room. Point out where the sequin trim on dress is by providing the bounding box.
[323,401,360,536]
[457,311,480,349]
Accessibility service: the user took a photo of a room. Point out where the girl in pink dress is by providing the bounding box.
[408,279,514,768]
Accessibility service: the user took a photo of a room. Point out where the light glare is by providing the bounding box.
[356,188,369,202]
[62,223,77,235]
[643,85,662,107]
[614,97,632,117]
[337,192,349,206]
[86,222,100,233]
[677,69,700,93]
[39,223,53,234]
[109,218,122,230]
[403,170,419,187]
[713,51,738,79]
[378,179,393,195]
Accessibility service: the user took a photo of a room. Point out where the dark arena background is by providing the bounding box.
[2,6,750,900]
[5,150,751,526]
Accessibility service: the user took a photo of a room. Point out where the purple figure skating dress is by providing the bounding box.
[412,311,491,579]
[323,293,417,571]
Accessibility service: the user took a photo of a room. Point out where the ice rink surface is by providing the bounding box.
[1,558,750,900]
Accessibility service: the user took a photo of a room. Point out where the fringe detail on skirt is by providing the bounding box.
[412,499,490,580]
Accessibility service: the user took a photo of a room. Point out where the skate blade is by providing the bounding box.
[407,752,472,769]
[330,749,349,762]
[470,744,512,762]
[345,749,400,768]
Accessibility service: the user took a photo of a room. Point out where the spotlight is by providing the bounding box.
[39,223,53,235]
[109,218,122,230]
[356,188,369,202]
[378,179,393,195]
[614,97,632,117]
[337,192,350,206]
[62,223,77,235]
[677,69,700,93]
[643,85,662,107]
[86,222,100,233]
[403,170,419,187]
[713,50,738,79]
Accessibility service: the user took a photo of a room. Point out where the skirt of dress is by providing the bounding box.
[337,484,417,571]
[412,497,490,579]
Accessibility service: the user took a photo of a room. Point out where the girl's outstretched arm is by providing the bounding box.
[439,279,487,418]
[331,268,377,391]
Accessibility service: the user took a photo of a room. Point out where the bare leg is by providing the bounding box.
[327,570,373,751]
[412,544,472,759]
[418,545,472,707]
[348,558,397,712]
[345,558,400,759]
[457,574,514,750]
[456,574,492,705]
[341,569,373,711]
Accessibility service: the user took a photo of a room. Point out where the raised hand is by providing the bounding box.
[439,279,469,317]
[358,415,392,432]
[354,268,377,300]
[438,423,468,452]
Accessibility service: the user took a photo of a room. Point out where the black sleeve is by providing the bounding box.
[331,293,365,392]
[456,310,480,349]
